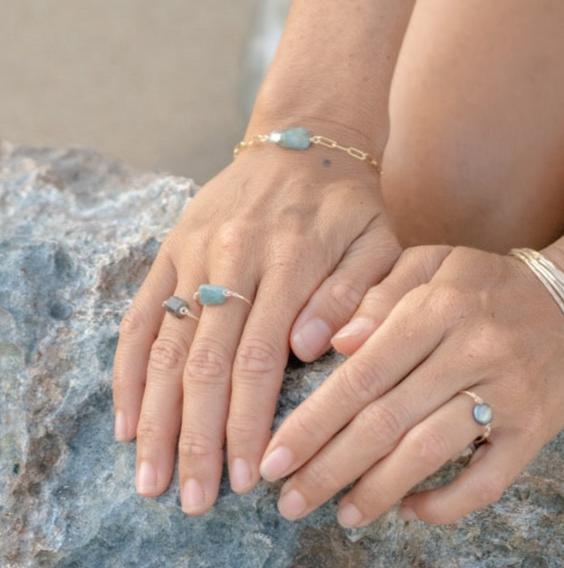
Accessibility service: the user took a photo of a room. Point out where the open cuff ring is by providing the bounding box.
[193,284,252,307]
[162,296,200,321]
[459,389,493,444]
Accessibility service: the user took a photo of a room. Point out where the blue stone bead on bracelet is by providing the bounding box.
[268,127,312,150]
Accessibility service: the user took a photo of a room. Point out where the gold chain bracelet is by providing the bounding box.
[233,126,380,174]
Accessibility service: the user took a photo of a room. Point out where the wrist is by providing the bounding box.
[246,100,384,157]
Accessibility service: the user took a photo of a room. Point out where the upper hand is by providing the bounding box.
[259,245,564,526]
[111,129,400,515]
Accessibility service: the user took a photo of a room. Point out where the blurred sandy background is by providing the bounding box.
[0,0,289,185]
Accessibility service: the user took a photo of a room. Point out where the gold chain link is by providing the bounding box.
[233,132,380,174]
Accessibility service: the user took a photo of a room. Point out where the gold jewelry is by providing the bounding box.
[509,248,564,314]
[233,126,380,173]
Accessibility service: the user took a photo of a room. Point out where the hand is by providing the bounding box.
[259,245,564,526]
[111,124,400,515]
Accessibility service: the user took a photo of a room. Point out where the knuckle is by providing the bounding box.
[356,402,404,448]
[300,454,342,493]
[136,417,164,444]
[404,424,451,469]
[119,304,146,338]
[428,285,467,317]
[148,336,187,372]
[235,337,280,377]
[226,415,258,445]
[184,337,230,385]
[463,321,516,365]
[291,407,327,441]
[337,358,383,405]
[328,279,364,317]
[213,221,249,258]
[178,430,221,459]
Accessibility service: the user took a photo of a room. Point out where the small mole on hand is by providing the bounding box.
[322,159,332,167]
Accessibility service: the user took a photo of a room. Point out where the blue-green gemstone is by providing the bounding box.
[473,403,493,425]
[278,127,312,150]
[197,284,227,305]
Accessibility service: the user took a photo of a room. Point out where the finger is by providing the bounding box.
[273,340,483,517]
[259,285,449,483]
[398,430,533,525]
[332,245,452,355]
[178,252,257,515]
[134,271,202,497]
[227,269,317,494]
[335,388,496,528]
[290,216,401,362]
[113,246,176,442]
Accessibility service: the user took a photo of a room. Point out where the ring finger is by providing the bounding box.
[135,271,202,497]
[336,386,497,528]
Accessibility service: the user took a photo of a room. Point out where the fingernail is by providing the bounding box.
[260,446,294,481]
[292,318,332,361]
[114,410,128,441]
[278,489,307,519]
[136,460,157,494]
[182,478,205,513]
[332,317,374,341]
[399,505,418,521]
[230,458,252,493]
[337,503,363,528]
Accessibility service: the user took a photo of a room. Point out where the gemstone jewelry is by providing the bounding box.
[193,284,252,307]
[460,389,493,444]
[233,126,381,173]
[162,296,199,320]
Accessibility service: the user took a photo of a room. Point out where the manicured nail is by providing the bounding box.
[337,503,363,528]
[260,446,294,481]
[182,478,205,513]
[114,410,127,441]
[136,460,157,494]
[332,317,375,341]
[292,318,332,361]
[278,489,307,519]
[230,458,252,493]
[399,505,418,521]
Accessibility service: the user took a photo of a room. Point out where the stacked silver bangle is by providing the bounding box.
[509,247,564,314]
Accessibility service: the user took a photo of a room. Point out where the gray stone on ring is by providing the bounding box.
[162,296,193,318]
[473,403,493,425]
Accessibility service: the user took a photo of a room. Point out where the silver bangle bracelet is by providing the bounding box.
[509,247,564,315]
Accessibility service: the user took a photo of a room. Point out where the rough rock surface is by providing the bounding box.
[0,141,562,568]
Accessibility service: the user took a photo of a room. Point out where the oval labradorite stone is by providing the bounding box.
[473,403,493,425]
[198,284,227,305]
[278,127,312,150]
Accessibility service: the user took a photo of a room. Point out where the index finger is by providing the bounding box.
[259,287,446,482]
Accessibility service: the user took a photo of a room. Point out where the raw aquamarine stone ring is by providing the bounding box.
[162,296,199,320]
[193,284,252,307]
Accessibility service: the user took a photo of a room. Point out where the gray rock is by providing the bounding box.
[0,141,562,568]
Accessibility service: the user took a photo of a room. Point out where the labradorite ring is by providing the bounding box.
[460,389,493,444]
[162,296,200,321]
[193,284,252,307]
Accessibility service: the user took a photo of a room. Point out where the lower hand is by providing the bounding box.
[259,245,564,526]
[111,126,400,515]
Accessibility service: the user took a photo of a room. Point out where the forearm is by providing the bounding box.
[245,0,415,160]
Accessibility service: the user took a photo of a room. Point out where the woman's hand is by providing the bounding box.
[259,245,564,526]
[111,125,400,515]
